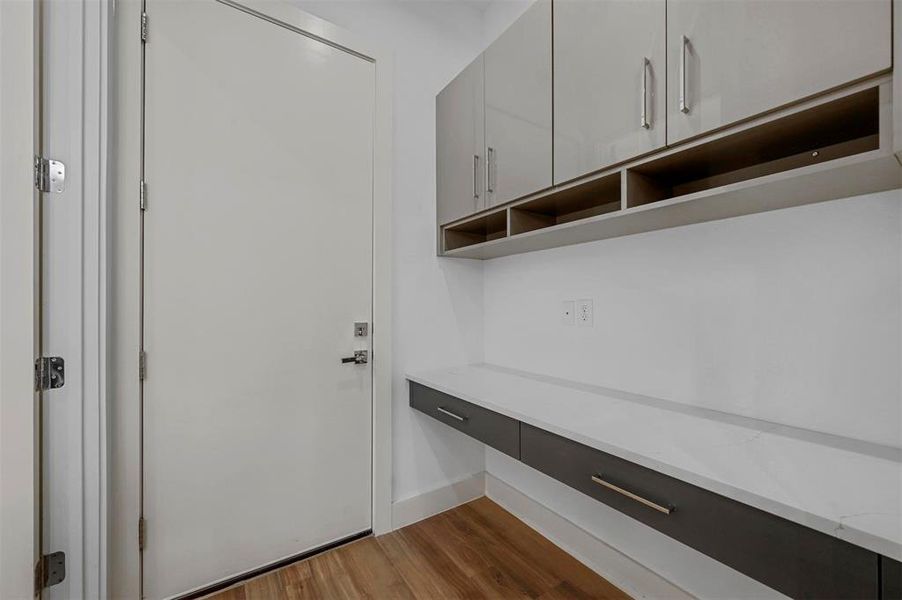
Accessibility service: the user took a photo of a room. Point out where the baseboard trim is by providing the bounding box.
[391,471,486,530]
[486,473,693,600]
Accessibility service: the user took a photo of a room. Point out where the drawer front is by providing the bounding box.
[520,424,878,599]
[884,556,902,600]
[409,381,520,459]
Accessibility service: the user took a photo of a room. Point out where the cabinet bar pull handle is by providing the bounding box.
[679,35,690,114]
[591,474,672,515]
[641,57,650,129]
[486,146,495,194]
[437,406,467,422]
[473,154,480,204]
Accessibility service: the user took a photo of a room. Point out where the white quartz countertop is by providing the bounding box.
[407,364,902,562]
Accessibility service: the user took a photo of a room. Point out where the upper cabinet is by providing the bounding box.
[484,0,553,206]
[554,0,666,184]
[436,55,485,226]
[667,0,891,145]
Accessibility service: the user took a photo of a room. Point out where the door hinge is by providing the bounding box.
[35,357,65,391]
[139,180,147,211]
[138,517,147,551]
[140,12,148,42]
[35,552,66,590]
[139,350,147,380]
[34,156,66,193]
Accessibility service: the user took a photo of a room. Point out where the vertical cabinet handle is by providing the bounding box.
[679,35,690,114]
[640,57,650,129]
[486,146,495,195]
[473,154,480,206]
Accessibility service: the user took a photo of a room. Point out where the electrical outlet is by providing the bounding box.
[576,299,593,327]
[561,300,575,325]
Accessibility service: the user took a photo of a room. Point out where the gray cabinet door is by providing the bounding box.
[436,55,484,226]
[484,0,553,206]
[554,0,666,185]
[667,0,891,145]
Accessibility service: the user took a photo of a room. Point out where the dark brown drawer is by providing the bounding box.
[409,381,520,459]
[520,423,878,599]
[884,556,902,600]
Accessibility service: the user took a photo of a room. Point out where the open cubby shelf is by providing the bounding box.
[510,171,621,235]
[443,209,507,252]
[441,80,901,259]
[626,87,881,208]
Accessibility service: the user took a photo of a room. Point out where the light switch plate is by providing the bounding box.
[561,301,575,325]
[576,299,593,327]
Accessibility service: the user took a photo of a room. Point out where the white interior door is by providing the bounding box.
[142,1,375,597]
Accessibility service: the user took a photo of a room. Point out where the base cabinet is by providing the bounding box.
[409,379,894,599]
[667,0,891,144]
[519,423,879,600]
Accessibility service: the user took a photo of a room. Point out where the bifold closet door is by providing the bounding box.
[667,0,891,144]
[142,1,374,598]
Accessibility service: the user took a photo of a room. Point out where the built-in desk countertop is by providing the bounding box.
[407,364,902,562]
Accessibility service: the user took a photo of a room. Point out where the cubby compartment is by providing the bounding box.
[510,171,621,235]
[626,87,881,208]
[443,210,508,252]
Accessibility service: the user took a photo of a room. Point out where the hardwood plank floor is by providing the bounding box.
[206,497,629,599]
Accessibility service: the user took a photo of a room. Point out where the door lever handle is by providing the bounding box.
[341,350,368,365]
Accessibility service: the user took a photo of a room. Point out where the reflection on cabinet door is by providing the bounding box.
[437,55,485,226]
[667,0,891,145]
[554,0,665,185]
[484,0,552,206]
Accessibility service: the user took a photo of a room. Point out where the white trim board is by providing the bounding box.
[41,1,111,597]
[485,473,693,600]
[109,0,393,594]
[391,472,486,531]
[0,1,39,597]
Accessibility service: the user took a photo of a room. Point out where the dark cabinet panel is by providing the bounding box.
[408,381,520,459]
[884,556,902,600]
[520,423,879,599]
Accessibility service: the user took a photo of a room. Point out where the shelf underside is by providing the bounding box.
[442,84,902,260]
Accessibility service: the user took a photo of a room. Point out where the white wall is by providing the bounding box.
[482,192,901,597]
[292,1,490,505]
[484,192,902,447]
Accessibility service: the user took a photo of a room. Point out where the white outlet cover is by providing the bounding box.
[561,300,575,325]
[576,299,593,327]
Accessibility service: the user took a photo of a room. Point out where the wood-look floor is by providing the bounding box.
[208,497,629,600]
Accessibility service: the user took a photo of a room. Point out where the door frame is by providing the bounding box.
[109,0,393,595]
[0,1,40,598]
[39,1,112,597]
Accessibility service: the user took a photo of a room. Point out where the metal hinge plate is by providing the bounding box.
[139,180,147,211]
[35,357,65,391]
[141,12,147,42]
[138,517,147,551]
[34,157,66,193]
[139,351,147,380]
[35,551,66,589]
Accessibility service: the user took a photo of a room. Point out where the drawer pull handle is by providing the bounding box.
[591,475,672,515]
[437,406,467,422]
